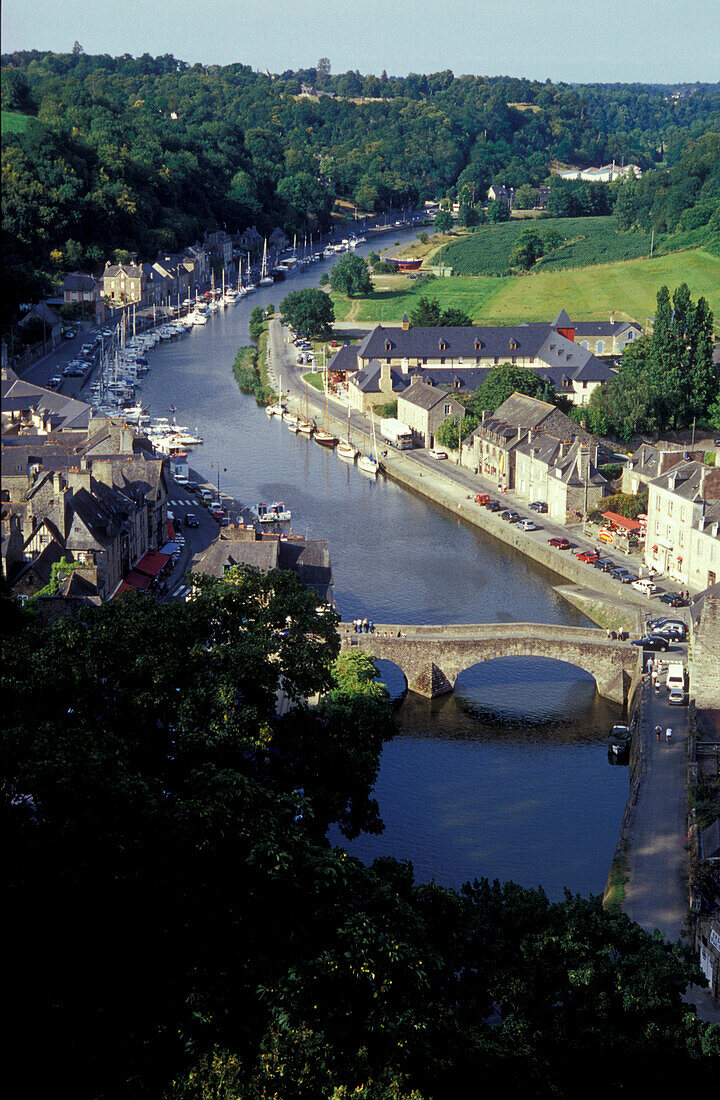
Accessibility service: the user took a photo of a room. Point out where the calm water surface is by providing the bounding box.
[138,230,628,898]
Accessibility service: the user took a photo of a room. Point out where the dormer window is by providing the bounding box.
[439,340,446,351]
[384,340,392,351]
[509,339,518,350]
[474,339,482,351]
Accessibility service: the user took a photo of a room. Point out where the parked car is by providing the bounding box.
[501,510,520,523]
[475,493,490,505]
[184,513,200,528]
[632,579,660,596]
[47,375,62,390]
[529,501,548,513]
[484,500,501,512]
[62,327,76,339]
[577,550,600,563]
[668,689,687,706]
[610,567,632,582]
[428,449,447,460]
[654,624,687,641]
[520,519,537,532]
[593,558,615,572]
[199,489,214,504]
[659,592,689,607]
[548,536,571,549]
[174,473,189,486]
[647,617,685,633]
[186,481,199,493]
[631,635,670,651]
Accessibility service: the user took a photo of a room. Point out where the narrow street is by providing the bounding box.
[623,668,690,941]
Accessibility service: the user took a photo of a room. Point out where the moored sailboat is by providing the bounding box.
[357,409,379,476]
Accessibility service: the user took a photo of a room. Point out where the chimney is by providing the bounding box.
[578,443,590,484]
[481,409,488,424]
[700,466,720,501]
[379,361,392,393]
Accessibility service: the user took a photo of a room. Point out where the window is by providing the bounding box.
[697,542,703,557]
[668,500,673,515]
[581,342,588,349]
[444,404,451,414]
[597,340,604,354]
[440,357,446,365]
[680,506,686,522]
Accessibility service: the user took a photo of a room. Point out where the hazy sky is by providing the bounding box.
[3,0,720,84]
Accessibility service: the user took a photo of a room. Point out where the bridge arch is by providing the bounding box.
[340,624,639,705]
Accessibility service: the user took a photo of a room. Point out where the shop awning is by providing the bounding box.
[124,570,153,591]
[167,518,176,539]
[602,511,641,531]
[134,549,171,578]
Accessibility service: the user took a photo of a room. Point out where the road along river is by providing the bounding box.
[137,229,629,898]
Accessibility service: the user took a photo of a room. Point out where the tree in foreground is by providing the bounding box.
[4,575,718,1099]
[434,209,453,232]
[409,296,473,328]
[329,252,373,297]
[280,287,335,338]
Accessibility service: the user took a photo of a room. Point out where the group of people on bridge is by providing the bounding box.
[352,618,374,634]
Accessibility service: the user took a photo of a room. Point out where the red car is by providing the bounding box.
[576,550,600,563]
[548,536,571,549]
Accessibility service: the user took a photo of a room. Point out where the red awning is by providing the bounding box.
[601,511,641,532]
[167,518,176,540]
[124,570,153,591]
[652,545,658,552]
[134,549,171,578]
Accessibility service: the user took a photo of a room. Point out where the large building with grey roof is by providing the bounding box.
[341,310,621,410]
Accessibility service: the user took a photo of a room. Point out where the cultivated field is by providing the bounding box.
[440,217,655,276]
[331,249,720,326]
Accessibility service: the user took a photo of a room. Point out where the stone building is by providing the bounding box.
[397,379,464,448]
[102,262,145,305]
[645,461,720,589]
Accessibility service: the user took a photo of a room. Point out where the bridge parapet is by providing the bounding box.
[340,622,639,704]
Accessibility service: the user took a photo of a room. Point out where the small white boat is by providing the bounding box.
[256,501,291,523]
[337,411,357,461]
[357,410,379,476]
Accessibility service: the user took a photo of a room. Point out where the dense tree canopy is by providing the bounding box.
[575,283,718,440]
[4,576,719,1098]
[2,48,720,321]
[280,286,335,337]
[329,252,373,297]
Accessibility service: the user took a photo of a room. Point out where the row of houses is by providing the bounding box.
[2,367,169,604]
[62,225,293,312]
[337,310,641,416]
[618,442,720,590]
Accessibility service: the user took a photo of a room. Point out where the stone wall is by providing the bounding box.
[692,596,720,709]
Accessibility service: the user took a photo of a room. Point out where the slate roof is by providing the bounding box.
[63,273,99,293]
[400,379,463,413]
[573,320,641,337]
[356,320,611,385]
[328,343,360,373]
[1,376,92,431]
[649,460,720,502]
[192,538,280,578]
[351,361,411,395]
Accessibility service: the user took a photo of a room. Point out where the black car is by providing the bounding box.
[654,625,687,641]
[529,501,548,513]
[659,592,689,607]
[631,634,670,651]
[485,500,501,512]
[184,513,200,529]
[501,510,520,523]
[592,557,614,571]
[186,481,199,493]
[610,567,632,581]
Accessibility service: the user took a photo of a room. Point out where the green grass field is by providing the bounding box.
[330,249,720,326]
[440,216,655,276]
[1,110,34,133]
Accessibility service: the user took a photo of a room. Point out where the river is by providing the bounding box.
[138,227,629,899]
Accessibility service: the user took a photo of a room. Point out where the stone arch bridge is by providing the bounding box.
[340,623,640,704]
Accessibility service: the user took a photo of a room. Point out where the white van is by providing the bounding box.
[666,663,687,694]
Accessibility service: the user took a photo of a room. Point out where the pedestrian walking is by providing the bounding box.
[368,619,374,633]
[655,725,662,742]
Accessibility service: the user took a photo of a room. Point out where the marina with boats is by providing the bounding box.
[64,223,633,899]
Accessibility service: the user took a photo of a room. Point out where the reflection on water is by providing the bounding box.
[335,658,627,899]
[138,239,628,898]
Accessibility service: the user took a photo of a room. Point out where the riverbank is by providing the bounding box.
[265,317,652,629]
